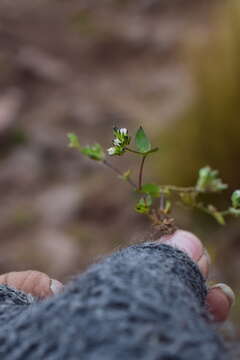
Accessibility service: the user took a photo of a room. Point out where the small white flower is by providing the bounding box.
[119,128,128,136]
[113,138,122,146]
[107,147,116,156]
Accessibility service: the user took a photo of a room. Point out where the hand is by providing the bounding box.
[159,230,235,322]
[0,270,63,299]
[0,230,234,322]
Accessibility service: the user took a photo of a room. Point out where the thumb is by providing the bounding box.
[0,270,63,298]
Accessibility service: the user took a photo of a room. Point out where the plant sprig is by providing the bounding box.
[68,126,240,234]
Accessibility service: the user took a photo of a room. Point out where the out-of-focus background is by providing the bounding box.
[0,0,240,344]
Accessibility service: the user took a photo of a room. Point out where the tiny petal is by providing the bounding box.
[107,147,116,155]
[119,128,128,136]
[113,138,122,146]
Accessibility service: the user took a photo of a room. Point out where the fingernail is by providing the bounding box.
[159,230,203,262]
[210,283,235,306]
[197,250,210,279]
[203,248,211,266]
[50,279,64,295]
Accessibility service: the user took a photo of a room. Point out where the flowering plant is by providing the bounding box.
[68,126,240,235]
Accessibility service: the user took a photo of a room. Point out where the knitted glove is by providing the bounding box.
[0,242,228,360]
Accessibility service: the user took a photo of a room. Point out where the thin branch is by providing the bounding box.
[193,202,212,216]
[125,147,143,155]
[126,147,159,155]
[138,155,147,191]
[221,209,231,216]
[159,185,225,194]
[102,160,137,189]
[160,185,196,193]
[160,193,165,210]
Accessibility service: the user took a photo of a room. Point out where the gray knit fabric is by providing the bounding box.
[0,242,228,359]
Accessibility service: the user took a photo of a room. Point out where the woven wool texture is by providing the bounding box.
[0,243,228,359]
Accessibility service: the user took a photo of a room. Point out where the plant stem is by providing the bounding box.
[160,185,197,193]
[102,160,137,189]
[126,147,159,156]
[221,209,231,216]
[138,155,147,191]
[160,185,224,194]
[160,193,165,210]
[193,202,212,216]
[125,147,143,155]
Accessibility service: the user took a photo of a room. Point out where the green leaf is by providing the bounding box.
[141,183,160,198]
[164,200,172,214]
[146,147,159,154]
[119,169,131,181]
[135,196,152,214]
[229,207,240,217]
[207,205,225,225]
[68,133,81,150]
[212,211,226,225]
[196,166,228,192]
[81,144,105,161]
[135,126,151,153]
[179,192,197,206]
[231,190,240,209]
[68,133,105,160]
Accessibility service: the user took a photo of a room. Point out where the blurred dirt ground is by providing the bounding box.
[0,0,219,278]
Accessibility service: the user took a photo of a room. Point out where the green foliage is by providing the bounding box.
[229,207,240,217]
[196,166,228,192]
[231,190,240,208]
[134,127,159,155]
[135,126,152,153]
[135,196,152,214]
[207,205,226,226]
[179,192,197,206]
[108,127,131,156]
[141,183,160,198]
[68,133,105,161]
[81,144,105,161]
[68,125,240,228]
[164,200,172,214]
[68,133,81,150]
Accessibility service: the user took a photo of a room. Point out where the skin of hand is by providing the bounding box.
[159,230,235,322]
[0,230,234,322]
